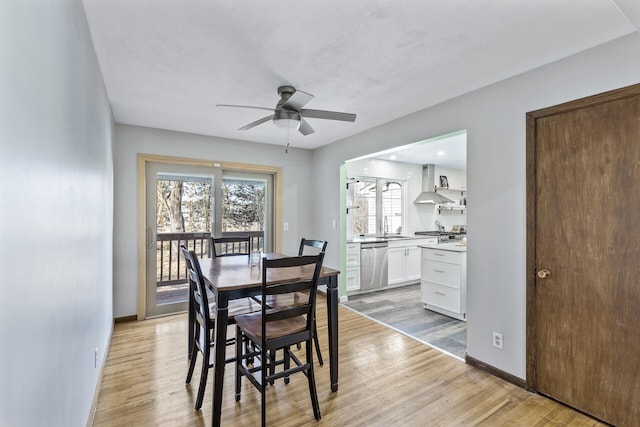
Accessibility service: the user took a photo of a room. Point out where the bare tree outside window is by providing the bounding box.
[222,178,265,232]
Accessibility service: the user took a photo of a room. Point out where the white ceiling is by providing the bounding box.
[369,132,467,169]
[83,0,637,150]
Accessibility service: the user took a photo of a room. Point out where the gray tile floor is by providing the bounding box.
[342,284,467,359]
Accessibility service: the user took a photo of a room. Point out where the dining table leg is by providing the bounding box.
[326,274,339,392]
[211,291,229,427]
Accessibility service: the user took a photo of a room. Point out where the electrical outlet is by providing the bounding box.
[94,348,98,368]
[492,332,503,349]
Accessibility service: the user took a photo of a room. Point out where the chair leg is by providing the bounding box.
[313,319,323,366]
[186,340,198,383]
[261,347,267,427]
[195,345,210,411]
[306,339,321,421]
[268,349,276,385]
[235,329,243,402]
[284,347,290,385]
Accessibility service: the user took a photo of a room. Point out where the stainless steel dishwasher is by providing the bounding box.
[360,241,388,291]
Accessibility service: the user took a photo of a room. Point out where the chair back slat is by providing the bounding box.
[267,280,311,295]
[211,235,251,257]
[298,238,327,256]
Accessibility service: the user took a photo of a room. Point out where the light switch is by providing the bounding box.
[283,222,289,231]
[332,219,337,229]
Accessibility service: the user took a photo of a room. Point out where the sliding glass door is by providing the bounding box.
[144,162,276,318]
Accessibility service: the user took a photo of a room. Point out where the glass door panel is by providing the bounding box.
[146,162,220,317]
[218,170,274,254]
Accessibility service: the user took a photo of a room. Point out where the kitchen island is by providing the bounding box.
[419,242,467,320]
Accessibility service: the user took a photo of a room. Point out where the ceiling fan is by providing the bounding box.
[217,85,356,136]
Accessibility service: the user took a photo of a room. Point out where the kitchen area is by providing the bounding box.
[342,131,468,359]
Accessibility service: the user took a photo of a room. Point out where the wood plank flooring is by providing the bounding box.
[93,296,605,426]
[343,284,466,359]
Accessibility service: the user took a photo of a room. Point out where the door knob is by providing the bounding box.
[537,269,551,279]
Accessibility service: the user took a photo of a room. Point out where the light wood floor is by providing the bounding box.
[93,296,604,426]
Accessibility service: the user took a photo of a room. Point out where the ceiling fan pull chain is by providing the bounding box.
[285,123,290,154]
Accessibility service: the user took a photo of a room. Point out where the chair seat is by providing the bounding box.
[255,291,324,365]
[235,312,306,341]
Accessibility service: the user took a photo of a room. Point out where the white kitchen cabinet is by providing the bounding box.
[420,245,467,320]
[346,242,361,292]
[388,238,435,286]
[406,246,422,281]
[388,247,408,285]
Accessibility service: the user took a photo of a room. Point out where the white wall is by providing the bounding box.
[113,124,318,317]
[314,33,640,380]
[0,1,114,425]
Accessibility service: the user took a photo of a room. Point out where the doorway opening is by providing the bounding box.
[340,130,467,359]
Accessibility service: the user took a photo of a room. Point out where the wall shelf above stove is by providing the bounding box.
[438,205,466,215]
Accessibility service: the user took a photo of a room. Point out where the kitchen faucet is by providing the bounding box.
[383,215,388,237]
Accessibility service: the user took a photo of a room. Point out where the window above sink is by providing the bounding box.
[350,177,405,237]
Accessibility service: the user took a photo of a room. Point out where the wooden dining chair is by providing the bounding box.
[298,238,327,364]
[210,235,251,257]
[257,238,328,365]
[180,246,258,411]
[234,253,325,427]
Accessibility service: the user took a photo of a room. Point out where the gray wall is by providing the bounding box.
[113,125,319,317]
[0,1,114,426]
[313,33,640,380]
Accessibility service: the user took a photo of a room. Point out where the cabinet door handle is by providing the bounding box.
[434,270,445,273]
[432,253,445,256]
[435,291,446,296]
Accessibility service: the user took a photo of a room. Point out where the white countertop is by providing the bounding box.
[348,235,438,243]
[419,242,467,252]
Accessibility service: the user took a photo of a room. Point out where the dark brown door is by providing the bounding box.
[527,84,640,427]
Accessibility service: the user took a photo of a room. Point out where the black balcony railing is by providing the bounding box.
[156,231,264,288]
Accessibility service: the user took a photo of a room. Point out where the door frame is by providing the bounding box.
[136,153,283,320]
[525,82,640,390]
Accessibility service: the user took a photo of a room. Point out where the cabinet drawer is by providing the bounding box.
[345,267,360,291]
[346,252,360,267]
[421,281,461,313]
[346,243,360,267]
[422,248,461,264]
[422,260,461,288]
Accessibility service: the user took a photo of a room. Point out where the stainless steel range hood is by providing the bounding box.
[414,164,455,204]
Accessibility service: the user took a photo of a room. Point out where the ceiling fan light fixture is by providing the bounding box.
[273,110,300,130]
[274,117,300,130]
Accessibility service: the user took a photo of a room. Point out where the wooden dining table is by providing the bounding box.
[197,253,340,427]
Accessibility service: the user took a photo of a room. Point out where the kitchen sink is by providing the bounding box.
[352,235,413,242]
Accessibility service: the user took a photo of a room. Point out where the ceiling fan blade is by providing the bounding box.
[238,115,274,131]
[217,104,274,112]
[283,90,314,111]
[300,108,356,122]
[298,118,315,136]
